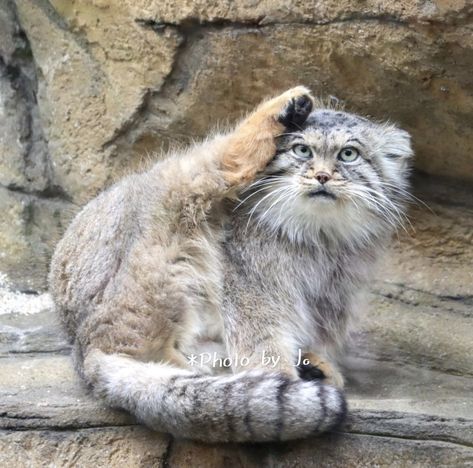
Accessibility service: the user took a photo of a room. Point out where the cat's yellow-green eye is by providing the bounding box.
[293,144,312,159]
[338,147,359,162]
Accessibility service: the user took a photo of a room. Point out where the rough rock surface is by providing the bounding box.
[1,178,472,466]
[1,0,473,290]
[1,0,472,465]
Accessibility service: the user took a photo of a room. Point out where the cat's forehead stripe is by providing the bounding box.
[304,110,368,130]
[301,129,358,148]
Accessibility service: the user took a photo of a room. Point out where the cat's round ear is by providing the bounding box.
[381,125,414,161]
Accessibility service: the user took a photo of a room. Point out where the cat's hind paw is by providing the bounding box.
[297,352,344,388]
[297,361,325,381]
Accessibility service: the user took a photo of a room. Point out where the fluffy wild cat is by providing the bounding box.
[49,86,413,442]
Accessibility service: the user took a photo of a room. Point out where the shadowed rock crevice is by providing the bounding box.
[0,0,54,195]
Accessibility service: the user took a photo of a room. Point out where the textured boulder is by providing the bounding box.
[1,0,473,289]
[0,186,74,291]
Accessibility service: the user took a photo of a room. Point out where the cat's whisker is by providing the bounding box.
[357,185,414,234]
[364,199,406,233]
[347,184,407,224]
[342,187,401,231]
[234,182,285,211]
[244,186,290,234]
[258,187,299,231]
[378,181,435,214]
[241,176,285,193]
[275,190,300,229]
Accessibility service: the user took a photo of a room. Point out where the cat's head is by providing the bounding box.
[240,109,413,245]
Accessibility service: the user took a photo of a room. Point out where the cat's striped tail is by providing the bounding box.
[84,351,347,442]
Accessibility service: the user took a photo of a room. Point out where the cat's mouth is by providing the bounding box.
[307,188,337,200]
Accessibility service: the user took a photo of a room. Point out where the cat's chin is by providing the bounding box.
[306,189,337,201]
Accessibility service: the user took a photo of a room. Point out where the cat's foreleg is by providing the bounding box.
[153,87,314,226]
[220,86,314,190]
[222,299,301,379]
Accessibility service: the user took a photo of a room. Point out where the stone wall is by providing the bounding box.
[1,2,473,466]
[1,1,473,288]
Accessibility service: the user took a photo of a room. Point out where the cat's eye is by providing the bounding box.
[293,144,312,159]
[338,147,360,163]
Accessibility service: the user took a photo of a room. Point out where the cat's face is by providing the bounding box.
[240,109,413,244]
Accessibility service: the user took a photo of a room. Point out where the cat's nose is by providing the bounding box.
[315,172,331,184]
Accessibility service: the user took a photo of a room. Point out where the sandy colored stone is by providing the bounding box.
[0,67,28,189]
[384,176,473,298]
[13,0,182,204]
[0,0,50,193]
[1,428,471,468]
[0,427,170,468]
[168,434,473,468]
[0,352,133,429]
[0,0,18,61]
[0,308,67,355]
[0,187,76,291]
[353,290,473,376]
[127,0,473,27]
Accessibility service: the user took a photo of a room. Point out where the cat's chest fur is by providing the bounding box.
[222,214,370,347]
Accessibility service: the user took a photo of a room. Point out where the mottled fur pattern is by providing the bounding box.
[49,87,412,443]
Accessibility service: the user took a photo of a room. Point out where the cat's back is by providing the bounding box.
[49,172,147,335]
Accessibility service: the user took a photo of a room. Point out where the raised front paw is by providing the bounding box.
[278,93,314,130]
[257,85,314,128]
[221,86,315,188]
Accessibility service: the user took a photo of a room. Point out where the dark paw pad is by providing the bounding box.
[278,95,313,130]
[297,362,326,381]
